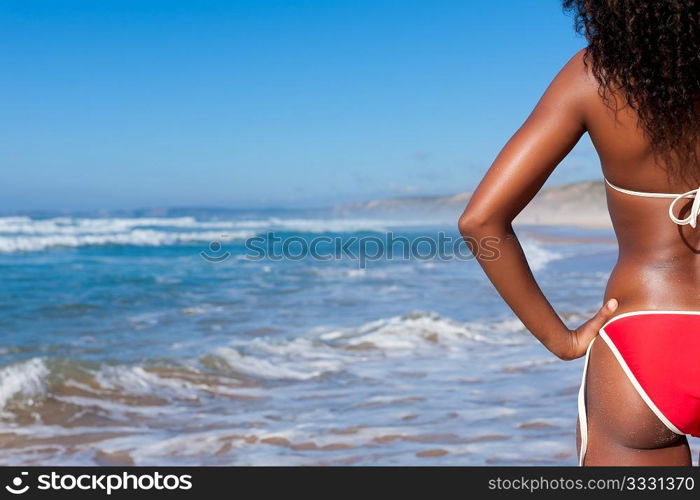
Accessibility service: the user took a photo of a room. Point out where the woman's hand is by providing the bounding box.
[557,299,618,360]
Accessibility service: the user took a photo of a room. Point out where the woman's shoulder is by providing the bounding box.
[557,49,597,90]
[538,49,601,121]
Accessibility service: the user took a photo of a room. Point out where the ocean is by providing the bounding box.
[0,211,683,465]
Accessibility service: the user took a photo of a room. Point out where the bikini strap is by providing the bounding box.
[604,178,700,228]
[604,178,683,199]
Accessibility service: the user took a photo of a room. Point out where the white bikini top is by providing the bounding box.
[605,178,700,228]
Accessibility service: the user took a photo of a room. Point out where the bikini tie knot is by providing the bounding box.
[668,188,700,228]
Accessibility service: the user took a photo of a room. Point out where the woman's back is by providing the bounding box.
[580,61,700,312]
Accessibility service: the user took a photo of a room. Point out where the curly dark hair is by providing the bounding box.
[563,0,700,184]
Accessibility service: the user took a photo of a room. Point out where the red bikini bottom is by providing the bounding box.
[578,311,700,465]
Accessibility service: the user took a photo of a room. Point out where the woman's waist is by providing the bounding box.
[605,259,700,311]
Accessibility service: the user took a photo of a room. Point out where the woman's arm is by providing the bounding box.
[458,50,617,360]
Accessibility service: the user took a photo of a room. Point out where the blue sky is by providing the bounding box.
[0,0,595,210]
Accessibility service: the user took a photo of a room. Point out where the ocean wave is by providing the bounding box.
[0,359,263,421]
[520,239,562,271]
[0,312,528,411]
[90,364,258,400]
[327,311,526,349]
[207,311,526,381]
[94,365,199,398]
[0,358,48,411]
[0,230,255,253]
[212,343,346,381]
[0,216,215,235]
[0,215,429,253]
[0,216,410,237]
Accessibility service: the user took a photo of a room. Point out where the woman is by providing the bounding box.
[458,1,700,466]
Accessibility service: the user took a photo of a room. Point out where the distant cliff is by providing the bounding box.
[335,180,611,228]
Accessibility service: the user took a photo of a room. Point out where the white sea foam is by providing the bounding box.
[0,217,209,234]
[0,230,255,253]
[520,238,562,271]
[0,216,411,237]
[208,311,525,381]
[92,364,256,399]
[0,215,434,253]
[333,311,523,349]
[94,366,194,398]
[213,340,348,381]
[0,358,48,410]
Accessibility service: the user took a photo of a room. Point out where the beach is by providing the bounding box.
[1,183,695,465]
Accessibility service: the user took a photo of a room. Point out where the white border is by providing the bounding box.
[605,178,691,199]
[577,338,595,466]
[600,310,700,330]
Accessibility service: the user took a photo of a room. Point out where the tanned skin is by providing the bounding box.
[459,49,699,465]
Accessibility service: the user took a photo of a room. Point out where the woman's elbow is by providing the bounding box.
[457,210,490,237]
